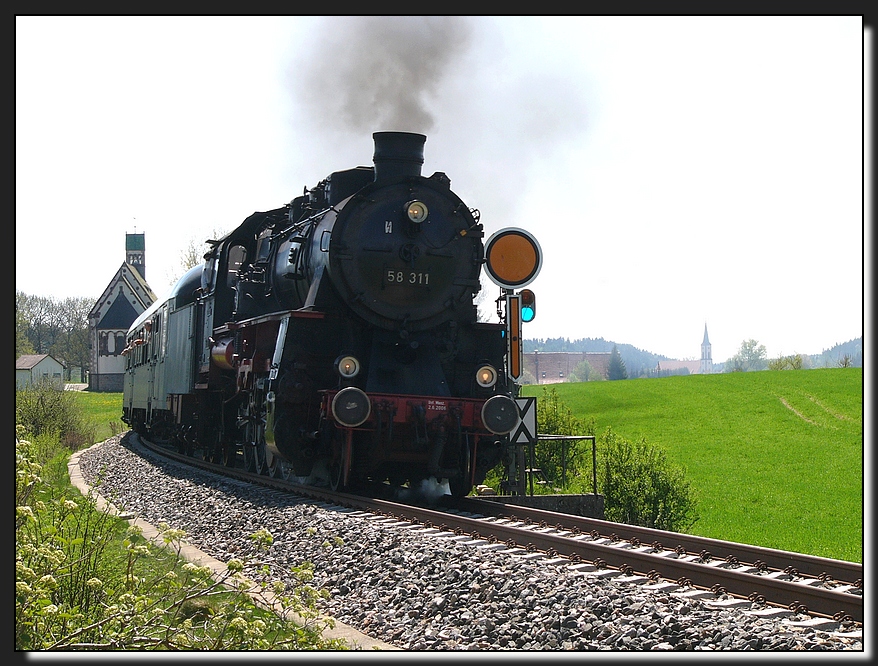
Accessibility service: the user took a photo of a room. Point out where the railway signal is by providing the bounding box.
[519,289,536,322]
[483,228,543,290]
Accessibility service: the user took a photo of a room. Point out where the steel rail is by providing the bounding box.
[453,496,862,584]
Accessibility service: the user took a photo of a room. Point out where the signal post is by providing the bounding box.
[483,228,542,495]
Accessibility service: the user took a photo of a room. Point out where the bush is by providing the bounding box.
[592,426,699,532]
[15,428,347,651]
[16,380,95,450]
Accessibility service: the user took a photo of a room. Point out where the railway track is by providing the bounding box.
[134,435,863,625]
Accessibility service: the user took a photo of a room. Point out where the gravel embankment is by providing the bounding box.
[72,434,864,652]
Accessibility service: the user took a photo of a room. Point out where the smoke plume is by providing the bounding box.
[293,16,472,135]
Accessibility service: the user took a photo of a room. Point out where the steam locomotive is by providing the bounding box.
[122,132,541,497]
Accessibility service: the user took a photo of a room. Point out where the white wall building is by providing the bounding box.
[16,354,65,389]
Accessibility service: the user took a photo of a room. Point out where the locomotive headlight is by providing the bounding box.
[481,395,520,435]
[332,387,371,427]
[476,365,498,388]
[336,355,361,378]
[406,200,428,223]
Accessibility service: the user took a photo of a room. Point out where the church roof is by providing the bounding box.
[100,295,140,329]
[89,262,157,328]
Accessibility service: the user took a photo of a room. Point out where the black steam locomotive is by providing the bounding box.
[122,132,541,497]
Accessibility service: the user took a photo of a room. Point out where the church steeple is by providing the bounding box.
[126,232,146,281]
[700,323,713,374]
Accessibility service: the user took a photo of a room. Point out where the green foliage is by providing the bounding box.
[607,345,628,380]
[15,428,348,651]
[725,338,768,372]
[589,426,698,531]
[768,353,805,370]
[16,381,96,450]
[568,359,602,382]
[17,305,35,358]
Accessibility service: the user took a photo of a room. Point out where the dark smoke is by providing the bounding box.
[293,16,472,135]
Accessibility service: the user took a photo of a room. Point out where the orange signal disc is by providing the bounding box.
[484,228,542,289]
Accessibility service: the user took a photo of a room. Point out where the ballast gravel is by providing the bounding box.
[74,434,863,652]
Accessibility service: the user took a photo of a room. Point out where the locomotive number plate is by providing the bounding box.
[385,269,431,286]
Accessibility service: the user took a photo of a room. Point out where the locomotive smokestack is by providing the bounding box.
[372,131,426,181]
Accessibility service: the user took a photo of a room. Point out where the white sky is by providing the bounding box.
[16,16,866,363]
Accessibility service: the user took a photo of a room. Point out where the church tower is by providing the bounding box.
[700,323,713,374]
[126,232,146,281]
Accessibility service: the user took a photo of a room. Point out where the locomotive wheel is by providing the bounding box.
[448,475,474,498]
[269,457,291,481]
[240,392,270,475]
[329,460,343,491]
[244,441,267,474]
[214,441,237,468]
[223,444,237,467]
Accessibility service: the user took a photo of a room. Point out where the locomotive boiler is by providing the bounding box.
[122,131,541,497]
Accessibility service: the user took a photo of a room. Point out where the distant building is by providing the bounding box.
[523,352,611,384]
[700,323,713,374]
[655,359,702,375]
[655,323,714,376]
[88,232,157,392]
[16,354,65,389]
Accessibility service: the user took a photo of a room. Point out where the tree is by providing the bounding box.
[17,292,57,355]
[17,292,92,381]
[608,344,628,380]
[16,303,34,358]
[52,297,92,381]
[768,353,804,371]
[725,339,767,372]
[167,228,226,286]
[569,359,601,382]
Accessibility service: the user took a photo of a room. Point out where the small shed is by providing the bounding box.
[16,354,66,389]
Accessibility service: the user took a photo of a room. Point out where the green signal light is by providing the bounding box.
[519,289,536,323]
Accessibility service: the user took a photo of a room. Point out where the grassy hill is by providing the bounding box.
[522,368,863,562]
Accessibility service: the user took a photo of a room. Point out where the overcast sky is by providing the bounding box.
[16,16,867,362]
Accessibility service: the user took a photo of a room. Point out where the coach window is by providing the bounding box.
[202,250,218,295]
[227,244,247,288]
[255,227,272,264]
[151,316,161,360]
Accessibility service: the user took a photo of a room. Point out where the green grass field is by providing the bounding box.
[73,391,125,444]
[523,368,863,563]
